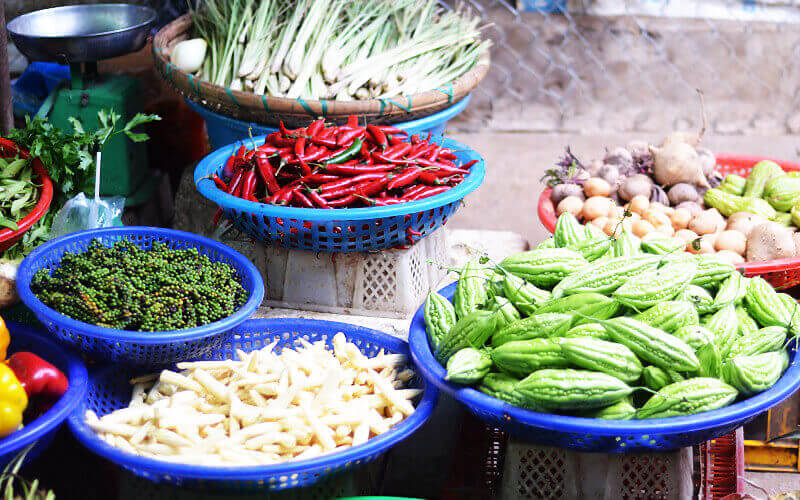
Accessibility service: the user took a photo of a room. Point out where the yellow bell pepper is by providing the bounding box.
[0,364,27,437]
[0,315,8,360]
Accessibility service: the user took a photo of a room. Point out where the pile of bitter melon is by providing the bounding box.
[423,212,797,419]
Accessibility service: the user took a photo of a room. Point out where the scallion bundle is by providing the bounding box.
[189,0,488,100]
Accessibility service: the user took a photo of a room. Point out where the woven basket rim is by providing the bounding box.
[153,13,490,124]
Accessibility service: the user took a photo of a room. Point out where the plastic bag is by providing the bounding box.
[49,150,124,239]
[49,193,124,239]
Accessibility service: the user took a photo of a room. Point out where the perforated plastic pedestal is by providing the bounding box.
[222,229,449,319]
[501,437,693,499]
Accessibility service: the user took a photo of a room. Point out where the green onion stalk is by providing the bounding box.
[188,0,489,100]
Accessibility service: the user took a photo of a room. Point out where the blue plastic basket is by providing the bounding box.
[16,227,265,367]
[0,321,87,467]
[194,136,484,252]
[68,318,438,491]
[187,95,471,151]
[408,283,800,453]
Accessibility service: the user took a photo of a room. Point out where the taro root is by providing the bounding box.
[619,174,653,202]
[668,183,700,205]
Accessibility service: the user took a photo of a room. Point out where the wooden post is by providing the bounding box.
[0,0,13,134]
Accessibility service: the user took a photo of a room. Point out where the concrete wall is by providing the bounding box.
[456,6,800,136]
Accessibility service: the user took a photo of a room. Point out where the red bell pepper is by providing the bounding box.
[7,352,68,417]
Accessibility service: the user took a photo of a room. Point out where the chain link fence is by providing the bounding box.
[450,0,800,136]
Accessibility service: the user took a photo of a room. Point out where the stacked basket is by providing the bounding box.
[14,227,438,493]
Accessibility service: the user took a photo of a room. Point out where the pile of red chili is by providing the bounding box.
[208,116,475,218]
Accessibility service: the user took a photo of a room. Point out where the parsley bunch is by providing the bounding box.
[2,110,160,260]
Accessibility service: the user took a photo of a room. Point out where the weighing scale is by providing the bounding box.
[7,4,158,205]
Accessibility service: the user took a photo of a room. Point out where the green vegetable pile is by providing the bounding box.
[2,111,160,261]
[0,156,38,231]
[31,238,248,331]
[424,212,796,420]
[710,160,800,226]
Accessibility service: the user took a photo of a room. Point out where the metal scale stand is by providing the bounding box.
[7,4,158,205]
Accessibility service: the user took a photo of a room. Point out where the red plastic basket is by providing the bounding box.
[0,138,53,253]
[701,427,744,499]
[537,153,800,290]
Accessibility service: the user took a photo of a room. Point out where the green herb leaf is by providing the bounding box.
[123,113,161,131]
[68,116,85,134]
[124,131,150,143]
[0,215,19,231]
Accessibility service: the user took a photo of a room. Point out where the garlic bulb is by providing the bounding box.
[170,39,207,73]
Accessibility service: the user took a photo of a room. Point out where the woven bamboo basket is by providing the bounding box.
[153,14,490,128]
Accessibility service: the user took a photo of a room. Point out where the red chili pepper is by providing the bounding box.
[460,159,478,170]
[357,195,403,206]
[377,126,408,135]
[401,185,427,200]
[271,137,295,148]
[308,135,337,148]
[360,141,370,160]
[371,152,406,165]
[279,121,291,138]
[223,156,235,178]
[337,127,365,146]
[354,176,391,198]
[318,173,379,193]
[307,119,324,138]
[347,115,358,128]
[298,148,327,163]
[244,149,256,163]
[274,184,299,205]
[366,125,388,149]
[383,142,412,160]
[295,136,306,157]
[7,352,68,416]
[210,174,228,191]
[240,169,257,200]
[255,153,280,195]
[415,158,468,172]
[427,145,441,162]
[320,183,360,200]
[226,168,245,196]
[306,174,341,184]
[388,135,405,146]
[305,188,331,209]
[409,186,451,201]
[322,163,395,176]
[444,174,464,185]
[298,158,312,176]
[235,145,247,162]
[387,167,421,190]
[410,134,422,145]
[405,144,429,161]
[417,171,439,185]
[257,143,279,153]
[293,189,314,208]
[327,194,357,207]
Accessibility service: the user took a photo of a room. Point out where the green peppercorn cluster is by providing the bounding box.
[31,239,249,331]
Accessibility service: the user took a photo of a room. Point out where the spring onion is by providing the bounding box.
[188,0,488,100]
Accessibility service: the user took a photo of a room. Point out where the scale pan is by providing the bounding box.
[8,4,156,63]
